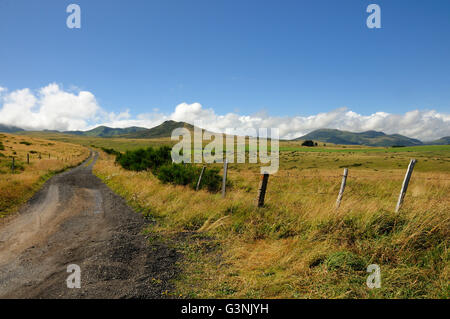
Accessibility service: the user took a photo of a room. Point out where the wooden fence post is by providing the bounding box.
[27,153,30,164]
[256,173,270,207]
[11,157,15,173]
[196,166,206,191]
[335,168,348,209]
[222,160,228,198]
[395,159,417,212]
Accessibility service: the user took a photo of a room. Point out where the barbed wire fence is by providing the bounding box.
[195,158,450,212]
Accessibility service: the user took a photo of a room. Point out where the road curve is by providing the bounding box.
[0,151,179,298]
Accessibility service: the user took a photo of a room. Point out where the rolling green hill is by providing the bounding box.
[121,120,196,138]
[295,129,424,147]
[64,126,147,137]
[425,136,450,145]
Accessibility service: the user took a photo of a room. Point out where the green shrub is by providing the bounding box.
[302,140,315,147]
[19,141,32,146]
[157,163,198,187]
[200,167,222,192]
[101,147,122,157]
[0,141,4,151]
[116,146,171,171]
[157,163,222,192]
[113,146,222,192]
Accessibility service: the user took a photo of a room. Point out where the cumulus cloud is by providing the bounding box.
[0,84,449,141]
[163,104,450,141]
[0,83,101,131]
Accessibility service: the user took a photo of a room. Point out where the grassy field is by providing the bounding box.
[0,133,90,218]
[17,131,172,152]
[7,131,449,297]
[87,139,449,299]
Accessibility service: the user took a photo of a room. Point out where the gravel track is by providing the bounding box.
[0,152,179,298]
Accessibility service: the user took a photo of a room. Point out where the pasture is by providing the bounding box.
[87,139,449,298]
[0,133,89,217]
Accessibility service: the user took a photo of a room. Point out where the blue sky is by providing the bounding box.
[0,0,449,140]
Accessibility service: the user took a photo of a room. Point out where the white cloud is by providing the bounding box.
[0,83,100,131]
[0,83,449,141]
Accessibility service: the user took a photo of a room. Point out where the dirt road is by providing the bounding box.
[0,151,179,298]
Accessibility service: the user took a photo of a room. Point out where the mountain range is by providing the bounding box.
[63,126,147,138]
[1,121,449,146]
[295,129,439,147]
[0,124,25,133]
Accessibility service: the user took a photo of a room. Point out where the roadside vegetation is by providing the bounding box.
[92,143,450,299]
[110,146,222,192]
[0,133,89,218]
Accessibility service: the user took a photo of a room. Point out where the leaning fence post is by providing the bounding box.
[196,166,206,191]
[256,173,270,207]
[395,159,417,213]
[222,160,228,198]
[335,168,348,209]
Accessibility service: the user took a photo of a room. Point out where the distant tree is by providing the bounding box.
[314,142,318,146]
[302,140,315,147]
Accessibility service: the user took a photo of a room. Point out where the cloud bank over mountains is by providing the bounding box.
[0,83,449,141]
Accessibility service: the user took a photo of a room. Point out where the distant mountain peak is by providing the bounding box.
[120,120,196,139]
[294,128,423,147]
[63,125,147,137]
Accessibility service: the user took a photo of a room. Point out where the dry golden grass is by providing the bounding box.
[93,147,449,299]
[0,133,89,217]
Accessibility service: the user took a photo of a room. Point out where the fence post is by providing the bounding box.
[335,168,348,209]
[256,173,270,207]
[196,166,206,191]
[27,153,30,164]
[222,160,228,198]
[11,157,15,173]
[395,159,417,212]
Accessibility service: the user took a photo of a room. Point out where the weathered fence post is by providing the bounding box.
[48,153,50,159]
[196,166,206,191]
[222,160,228,198]
[39,153,42,160]
[27,153,30,164]
[335,168,348,209]
[256,173,270,207]
[11,157,15,173]
[395,159,417,212]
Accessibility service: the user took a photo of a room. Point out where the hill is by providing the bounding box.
[295,129,424,147]
[121,120,196,139]
[0,124,24,133]
[64,126,147,137]
[425,136,450,145]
